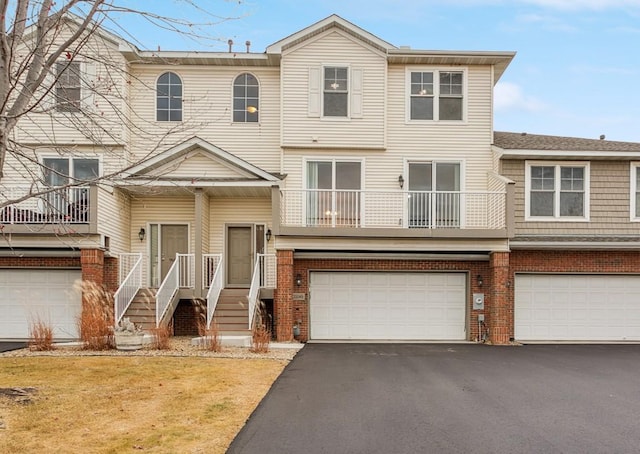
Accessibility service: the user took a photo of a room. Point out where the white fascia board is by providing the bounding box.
[116,179,279,188]
[500,149,640,159]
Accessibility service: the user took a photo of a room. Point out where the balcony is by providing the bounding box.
[278,188,512,238]
[0,186,97,234]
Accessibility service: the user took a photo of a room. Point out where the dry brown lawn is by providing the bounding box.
[0,356,288,453]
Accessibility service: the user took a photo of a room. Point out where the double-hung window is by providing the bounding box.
[526,162,589,220]
[306,159,362,227]
[323,66,348,117]
[409,69,464,121]
[56,61,81,112]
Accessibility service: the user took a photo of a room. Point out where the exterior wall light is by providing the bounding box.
[398,175,405,189]
[477,274,484,287]
[138,227,146,242]
[266,228,272,242]
[295,273,302,286]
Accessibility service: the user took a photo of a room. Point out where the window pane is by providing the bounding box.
[169,97,182,110]
[170,84,182,97]
[233,85,245,97]
[324,93,348,117]
[560,192,584,216]
[636,193,640,218]
[411,97,433,120]
[74,159,99,181]
[233,111,245,122]
[246,111,258,122]
[531,166,555,190]
[439,98,462,120]
[246,86,259,98]
[409,163,432,191]
[531,192,554,216]
[336,162,361,190]
[169,110,182,121]
[440,71,463,95]
[435,163,460,191]
[157,97,169,109]
[560,167,584,190]
[156,110,169,121]
[158,73,170,84]
[233,99,246,110]
[43,158,70,186]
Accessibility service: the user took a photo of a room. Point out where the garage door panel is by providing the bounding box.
[515,274,640,341]
[310,272,466,341]
[0,270,81,340]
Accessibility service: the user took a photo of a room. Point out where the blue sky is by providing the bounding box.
[108,0,640,142]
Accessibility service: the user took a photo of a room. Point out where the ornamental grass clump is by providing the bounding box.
[75,280,114,350]
[28,317,56,351]
[193,297,222,352]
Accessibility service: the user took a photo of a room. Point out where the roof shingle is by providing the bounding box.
[494,131,640,152]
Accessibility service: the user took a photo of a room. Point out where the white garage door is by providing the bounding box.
[309,272,466,341]
[515,274,640,341]
[0,269,82,340]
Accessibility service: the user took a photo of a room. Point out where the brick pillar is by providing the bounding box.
[489,251,512,345]
[275,249,294,341]
[81,248,105,286]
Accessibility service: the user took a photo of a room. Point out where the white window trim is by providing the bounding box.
[524,160,590,222]
[53,60,95,114]
[405,67,468,124]
[321,64,351,120]
[230,72,261,125]
[39,154,103,184]
[155,71,184,123]
[631,162,640,221]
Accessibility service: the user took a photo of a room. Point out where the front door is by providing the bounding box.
[160,224,189,280]
[227,226,252,287]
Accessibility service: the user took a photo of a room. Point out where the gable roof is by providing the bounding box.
[266,14,396,54]
[494,131,640,159]
[122,137,282,184]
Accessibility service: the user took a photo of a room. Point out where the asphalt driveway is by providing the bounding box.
[0,342,26,353]
[228,343,640,454]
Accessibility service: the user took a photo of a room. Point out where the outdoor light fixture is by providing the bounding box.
[398,175,404,189]
[266,228,272,242]
[477,274,483,287]
[295,273,302,286]
[138,227,146,242]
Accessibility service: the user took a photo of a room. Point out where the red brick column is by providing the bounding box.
[81,249,105,286]
[489,251,512,345]
[275,249,294,341]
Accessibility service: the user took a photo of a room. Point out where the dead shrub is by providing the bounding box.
[193,298,222,352]
[250,324,271,353]
[149,323,172,350]
[28,318,56,351]
[75,280,114,350]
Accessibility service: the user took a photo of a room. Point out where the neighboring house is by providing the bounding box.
[1,14,638,344]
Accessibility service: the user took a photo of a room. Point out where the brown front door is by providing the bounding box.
[161,224,189,280]
[227,226,252,287]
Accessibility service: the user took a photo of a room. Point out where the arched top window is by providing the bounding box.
[157,72,182,121]
[233,73,259,122]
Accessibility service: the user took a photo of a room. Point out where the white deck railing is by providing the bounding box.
[1,186,91,224]
[247,253,277,329]
[114,253,143,324]
[280,189,506,230]
[204,254,223,328]
[156,253,194,326]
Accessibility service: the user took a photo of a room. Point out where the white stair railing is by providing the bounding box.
[156,253,194,326]
[203,254,223,328]
[114,253,143,325]
[247,253,277,329]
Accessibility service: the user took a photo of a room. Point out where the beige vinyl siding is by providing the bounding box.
[386,65,494,192]
[281,29,386,149]
[128,66,280,173]
[149,152,254,179]
[14,26,128,147]
[502,159,636,235]
[97,187,130,254]
[208,198,273,255]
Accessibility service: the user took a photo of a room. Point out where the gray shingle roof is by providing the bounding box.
[494,131,640,152]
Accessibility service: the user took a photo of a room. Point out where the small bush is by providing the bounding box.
[193,298,222,352]
[250,324,271,353]
[28,318,56,351]
[149,323,172,350]
[76,280,114,350]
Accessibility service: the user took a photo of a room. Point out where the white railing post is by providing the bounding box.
[114,253,143,325]
[203,254,223,328]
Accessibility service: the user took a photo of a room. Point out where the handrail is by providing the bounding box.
[247,253,277,329]
[247,256,262,329]
[0,186,91,224]
[113,253,143,325]
[205,255,224,328]
[155,254,180,327]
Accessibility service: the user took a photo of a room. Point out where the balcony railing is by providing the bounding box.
[280,189,506,230]
[0,186,91,224]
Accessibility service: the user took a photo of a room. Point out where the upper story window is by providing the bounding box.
[525,161,590,221]
[156,72,182,122]
[56,62,81,112]
[323,66,349,117]
[233,73,259,122]
[43,157,99,186]
[408,69,464,121]
[632,163,640,221]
